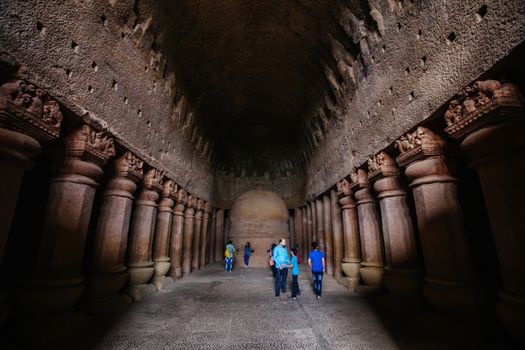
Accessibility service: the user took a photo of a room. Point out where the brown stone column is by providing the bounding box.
[192,198,204,270]
[444,81,525,338]
[353,168,384,287]
[200,201,210,267]
[289,214,295,248]
[208,208,216,263]
[214,209,224,262]
[322,195,334,276]
[182,195,196,275]
[82,151,143,315]
[396,126,479,315]
[310,200,317,243]
[315,198,325,252]
[168,188,187,280]
[337,178,361,289]
[19,125,114,332]
[0,78,62,323]
[330,189,344,280]
[294,208,303,259]
[301,206,308,261]
[368,151,421,300]
[152,179,176,290]
[125,168,163,301]
[306,203,313,257]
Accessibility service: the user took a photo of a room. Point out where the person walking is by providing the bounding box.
[268,243,277,277]
[308,241,325,299]
[273,238,290,297]
[225,240,235,272]
[291,248,300,300]
[243,242,254,267]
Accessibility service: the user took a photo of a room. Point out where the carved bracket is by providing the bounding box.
[113,151,144,182]
[65,125,115,167]
[395,127,446,167]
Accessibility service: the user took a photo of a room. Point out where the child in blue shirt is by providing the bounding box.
[291,248,300,299]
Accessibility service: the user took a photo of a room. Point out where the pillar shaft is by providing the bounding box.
[330,190,344,280]
[294,208,303,260]
[315,198,325,252]
[353,169,384,287]
[208,209,216,263]
[397,126,479,315]
[369,151,421,300]
[444,81,525,338]
[182,196,196,275]
[83,151,142,314]
[192,199,204,270]
[152,180,176,290]
[310,201,317,243]
[126,168,163,301]
[0,78,62,323]
[214,209,224,262]
[200,203,210,267]
[337,179,361,288]
[168,189,186,280]
[322,195,334,276]
[19,125,114,335]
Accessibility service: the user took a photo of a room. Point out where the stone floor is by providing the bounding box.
[53,262,480,350]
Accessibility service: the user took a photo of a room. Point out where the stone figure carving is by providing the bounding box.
[368,151,395,172]
[203,201,211,213]
[114,151,144,178]
[0,78,63,130]
[336,178,352,196]
[176,188,188,205]
[196,198,204,211]
[67,125,116,159]
[349,168,358,184]
[163,179,178,197]
[444,79,523,127]
[394,127,438,154]
[144,168,164,188]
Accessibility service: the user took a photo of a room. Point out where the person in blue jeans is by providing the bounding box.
[308,241,325,299]
[273,238,290,297]
[291,248,300,300]
[243,242,254,267]
[225,240,235,272]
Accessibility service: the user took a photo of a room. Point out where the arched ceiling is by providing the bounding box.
[129,0,380,175]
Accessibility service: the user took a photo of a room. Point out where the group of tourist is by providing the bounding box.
[224,239,326,299]
[268,239,326,299]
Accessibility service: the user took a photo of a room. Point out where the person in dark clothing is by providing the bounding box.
[291,248,300,300]
[243,242,254,267]
[268,243,277,277]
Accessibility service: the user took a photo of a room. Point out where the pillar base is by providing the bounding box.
[496,290,525,341]
[153,259,171,290]
[423,277,480,316]
[126,263,155,301]
[0,289,8,325]
[18,276,84,313]
[153,276,174,291]
[415,310,484,344]
[383,267,423,301]
[341,259,361,290]
[81,268,130,315]
[360,263,384,287]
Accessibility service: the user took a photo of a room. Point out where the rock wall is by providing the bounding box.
[0,0,214,200]
[306,0,525,196]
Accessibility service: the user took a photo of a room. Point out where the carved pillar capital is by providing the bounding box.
[336,178,356,209]
[395,126,446,167]
[159,179,177,212]
[112,151,144,182]
[0,78,63,142]
[444,80,524,139]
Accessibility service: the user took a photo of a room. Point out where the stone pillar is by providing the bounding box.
[444,80,525,338]
[214,209,224,262]
[315,198,325,252]
[152,179,177,290]
[306,202,313,257]
[208,208,216,263]
[0,78,62,323]
[330,189,344,280]
[182,195,196,275]
[301,206,308,261]
[83,151,143,315]
[168,188,187,280]
[396,126,479,315]
[337,178,361,289]
[294,208,303,259]
[289,214,295,248]
[310,200,317,243]
[18,125,114,334]
[192,198,204,270]
[322,195,334,276]
[368,151,421,300]
[353,168,384,287]
[125,168,163,301]
[200,201,210,267]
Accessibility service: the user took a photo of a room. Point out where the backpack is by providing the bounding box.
[224,249,230,259]
[297,255,301,264]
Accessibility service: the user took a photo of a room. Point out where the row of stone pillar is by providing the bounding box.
[295,79,525,341]
[0,76,222,336]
